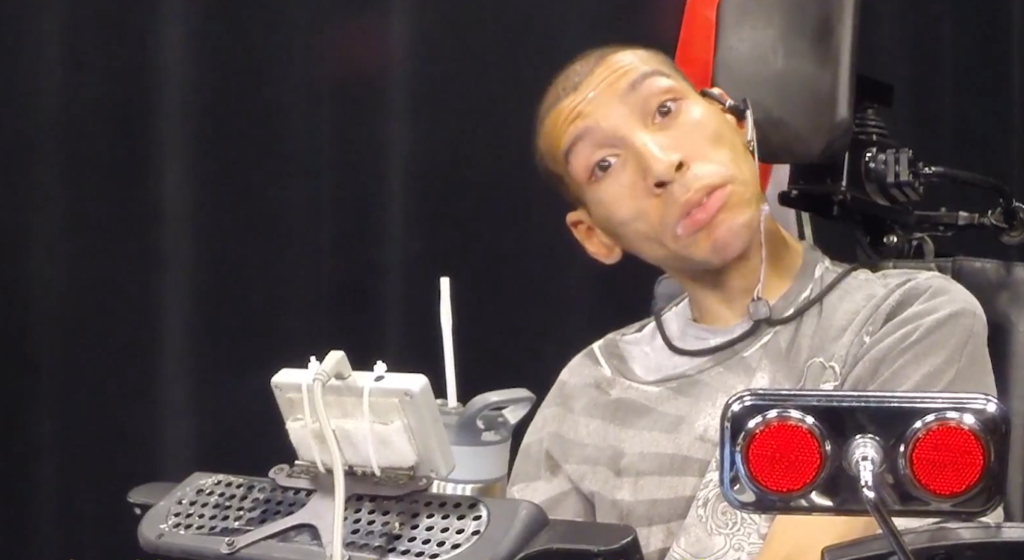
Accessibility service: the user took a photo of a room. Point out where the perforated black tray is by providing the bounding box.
[138,472,547,560]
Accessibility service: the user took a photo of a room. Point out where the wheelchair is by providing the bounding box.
[129,1,1024,559]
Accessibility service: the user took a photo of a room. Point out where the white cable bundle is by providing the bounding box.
[285,276,460,560]
[439,276,458,407]
[309,350,353,560]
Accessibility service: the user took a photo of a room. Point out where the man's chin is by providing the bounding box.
[664,223,758,272]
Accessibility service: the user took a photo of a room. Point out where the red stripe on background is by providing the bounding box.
[674,0,772,191]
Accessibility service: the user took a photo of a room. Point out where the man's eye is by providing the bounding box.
[655,100,677,121]
[591,156,617,179]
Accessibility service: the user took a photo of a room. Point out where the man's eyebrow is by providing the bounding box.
[559,68,677,165]
[562,125,594,165]
[623,68,673,96]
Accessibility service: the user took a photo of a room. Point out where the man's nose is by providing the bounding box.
[639,134,684,190]
[653,161,685,190]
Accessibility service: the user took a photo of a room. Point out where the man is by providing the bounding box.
[507,45,1000,560]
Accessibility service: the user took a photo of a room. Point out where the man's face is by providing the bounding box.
[540,51,764,274]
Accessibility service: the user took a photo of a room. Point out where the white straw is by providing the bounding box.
[439,276,458,406]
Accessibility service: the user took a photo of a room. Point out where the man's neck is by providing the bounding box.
[674,220,805,328]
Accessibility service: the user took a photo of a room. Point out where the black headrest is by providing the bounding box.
[711,0,861,164]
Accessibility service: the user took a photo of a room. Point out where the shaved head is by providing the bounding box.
[528,42,769,282]
[535,45,690,204]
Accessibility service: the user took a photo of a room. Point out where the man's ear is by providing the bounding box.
[705,87,747,132]
[566,208,623,265]
[707,86,729,100]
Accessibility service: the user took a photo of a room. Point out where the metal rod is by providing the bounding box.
[847,436,916,560]
[858,465,915,560]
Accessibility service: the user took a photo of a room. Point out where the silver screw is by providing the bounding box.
[883,234,898,246]
[224,537,236,549]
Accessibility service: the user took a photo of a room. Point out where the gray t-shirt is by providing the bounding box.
[508,244,1000,560]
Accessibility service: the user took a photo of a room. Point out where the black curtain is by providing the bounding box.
[4,1,679,558]
[4,1,1023,558]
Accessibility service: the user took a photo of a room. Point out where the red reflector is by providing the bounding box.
[744,420,825,494]
[908,423,986,498]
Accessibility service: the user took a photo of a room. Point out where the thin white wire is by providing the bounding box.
[362,383,381,476]
[754,203,769,300]
[748,101,769,302]
[302,358,325,472]
[313,374,347,560]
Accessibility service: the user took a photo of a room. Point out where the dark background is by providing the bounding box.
[3,0,1023,558]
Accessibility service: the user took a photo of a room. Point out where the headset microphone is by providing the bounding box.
[699,88,749,121]
[700,88,755,153]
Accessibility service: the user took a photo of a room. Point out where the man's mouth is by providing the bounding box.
[687,194,712,216]
[676,186,730,237]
